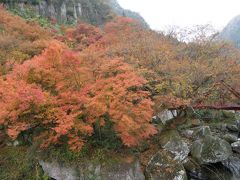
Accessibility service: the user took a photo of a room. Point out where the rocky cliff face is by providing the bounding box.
[4,0,149,27]
[219,15,240,47]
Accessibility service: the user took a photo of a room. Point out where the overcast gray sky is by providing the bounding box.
[118,0,240,31]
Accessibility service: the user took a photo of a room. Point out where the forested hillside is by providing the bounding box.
[0,3,240,180]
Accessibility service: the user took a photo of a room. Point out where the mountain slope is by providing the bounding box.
[106,0,149,27]
[219,15,240,47]
[2,0,149,27]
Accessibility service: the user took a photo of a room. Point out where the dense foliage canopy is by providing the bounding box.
[0,9,158,151]
[0,8,239,151]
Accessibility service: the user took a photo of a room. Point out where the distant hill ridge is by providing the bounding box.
[219,15,240,47]
[1,0,149,27]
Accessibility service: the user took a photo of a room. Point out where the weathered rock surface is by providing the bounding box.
[223,133,238,143]
[154,110,177,124]
[40,159,144,180]
[163,139,190,161]
[158,128,190,162]
[231,141,240,154]
[191,135,232,164]
[192,126,212,139]
[183,158,202,179]
[40,161,78,180]
[159,129,180,146]
[222,154,240,180]
[227,124,239,132]
[145,150,187,180]
[181,129,194,139]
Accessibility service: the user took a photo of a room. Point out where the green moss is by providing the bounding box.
[9,7,53,28]
[39,144,122,167]
[0,146,47,180]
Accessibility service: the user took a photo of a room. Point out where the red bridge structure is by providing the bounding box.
[194,80,240,111]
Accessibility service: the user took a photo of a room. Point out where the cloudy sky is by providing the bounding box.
[118,0,240,31]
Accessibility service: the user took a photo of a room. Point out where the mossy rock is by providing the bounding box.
[192,126,212,139]
[191,135,232,164]
[40,156,145,180]
[145,149,187,180]
[158,129,180,146]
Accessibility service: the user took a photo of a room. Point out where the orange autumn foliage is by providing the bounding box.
[57,23,103,51]
[0,8,239,153]
[0,8,51,74]
[0,78,47,139]
[90,17,240,110]
[0,41,156,151]
[85,59,156,146]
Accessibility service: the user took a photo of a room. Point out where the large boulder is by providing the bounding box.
[145,150,187,180]
[39,161,78,180]
[227,124,239,132]
[191,135,232,164]
[154,110,177,124]
[222,154,240,180]
[159,129,190,161]
[40,158,145,180]
[163,139,190,161]
[185,158,233,180]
